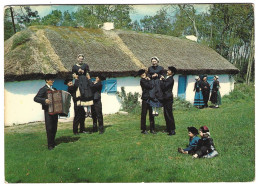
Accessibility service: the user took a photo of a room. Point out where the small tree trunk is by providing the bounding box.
[246,28,254,84]
[10,7,16,33]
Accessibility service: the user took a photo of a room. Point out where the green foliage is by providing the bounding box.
[41,10,63,26]
[222,83,255,103]
[4,83,255,182]
[173,97,193,110]
[4,7,22,40]
[11,30,31,50]
[116,87,141,113]
[72,5,133,29]
[140,9,174,35]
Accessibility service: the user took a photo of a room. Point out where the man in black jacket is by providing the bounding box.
[160,66,177,136]
[86,73,105,134]
[34,74,58,150]
[64,74,86,135]
[200,75,211,108]
[138,69,155,134]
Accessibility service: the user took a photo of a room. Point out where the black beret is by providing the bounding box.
[168,66,177,74]
[97,75,106,81]
[44,74,56,81]
[64,78,73,85]
[137,69,146,76]
[187,127,199,135]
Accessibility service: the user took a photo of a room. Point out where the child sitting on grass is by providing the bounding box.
[192,126,218,159]
[178,127,200,154]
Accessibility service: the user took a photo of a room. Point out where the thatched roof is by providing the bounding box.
[4,26,239,81]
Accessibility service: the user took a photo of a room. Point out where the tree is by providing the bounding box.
[176,5,200,38]
[4,7,21,40]
[61,10,76,27]
[111,5,133,29]
[41,10,63,26]
[139,8,173,35]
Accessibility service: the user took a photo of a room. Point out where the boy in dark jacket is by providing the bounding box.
[138,69,155,134]
[86,73,105,134]
[64,74,86,135]
[160,66,177,136]
[192,126,218,158]
[34,74,58,150]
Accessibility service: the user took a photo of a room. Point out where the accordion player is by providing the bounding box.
[47,90,72,116]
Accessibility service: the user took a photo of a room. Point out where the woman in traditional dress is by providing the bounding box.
[193,76,204,108]
[147,57,164,116]
[72,54,93,115]
[210,75,222,108]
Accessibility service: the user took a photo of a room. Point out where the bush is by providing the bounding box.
[116,87,141,113]
[173,97,193,110]
[11,30,31,50]
[222,83,255,103]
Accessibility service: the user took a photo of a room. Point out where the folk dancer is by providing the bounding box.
[210,75,222,108]
[200,75,210,108]
[64,74,86,135]
[138,69,155,134]
[72,54,93,117]
[86,73,106,134]
[193,76,204,108]
[160,66,177,136]
[147,56,164,116]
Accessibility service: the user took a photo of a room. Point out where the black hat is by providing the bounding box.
[168,66,177,74]
[64,78,73,85]
[97,75,106,81]
[137,69,146,76]
[44,74,56,81]
[199,126,209,133]
[187,127,199,135]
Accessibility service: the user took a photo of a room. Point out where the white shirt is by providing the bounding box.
[46,84,54,91]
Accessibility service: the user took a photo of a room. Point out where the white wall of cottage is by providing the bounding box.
[4,74,235,126]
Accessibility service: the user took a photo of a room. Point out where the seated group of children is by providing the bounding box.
[178,126,219,159]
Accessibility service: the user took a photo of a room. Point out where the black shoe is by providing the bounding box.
[141,130,148,134]
[150,130,157,134]
[168,130,176,136]
[48,146,55,150]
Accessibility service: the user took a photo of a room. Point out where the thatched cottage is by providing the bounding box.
[4,26,239,125]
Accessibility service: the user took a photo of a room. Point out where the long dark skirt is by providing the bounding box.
[148,79,163,107]
[78,75,93,101]
[194,91,204,107]
[210,90,222,105]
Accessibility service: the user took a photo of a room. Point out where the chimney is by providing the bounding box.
[102,22,114,31]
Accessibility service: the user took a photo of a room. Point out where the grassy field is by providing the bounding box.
[4,84,255,183]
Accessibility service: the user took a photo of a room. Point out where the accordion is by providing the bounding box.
[47,90,71,116]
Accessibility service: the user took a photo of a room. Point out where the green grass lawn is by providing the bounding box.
[4,84,255,183]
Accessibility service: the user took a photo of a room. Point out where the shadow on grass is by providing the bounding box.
[154,124,167,132]
[55,136,80,145]
[84,125,113,133]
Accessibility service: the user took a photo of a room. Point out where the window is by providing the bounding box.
[102,80,117,93]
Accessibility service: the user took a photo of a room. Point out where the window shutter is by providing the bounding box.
[105,80,117,93]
